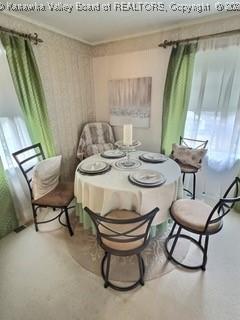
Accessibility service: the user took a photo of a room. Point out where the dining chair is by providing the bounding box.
[77,122,115,161]
[165,177,240,270]
[176,136,208,199]
[84,207,159,291]
[12,143,74,236]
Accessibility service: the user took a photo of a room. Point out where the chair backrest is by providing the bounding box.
[77,122,115,160]
[180,136,208,149]
[84,207,159,251]
[204,177,240,232]
[12,143,45,199]
[82,122,115,145]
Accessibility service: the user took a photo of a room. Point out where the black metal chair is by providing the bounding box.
[12,143,74,236]
[85,207,159,291]
[165,177,240,271]
[178,136,208,199]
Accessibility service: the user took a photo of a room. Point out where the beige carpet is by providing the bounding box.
[65,223,190,282]
[1,212,240,320]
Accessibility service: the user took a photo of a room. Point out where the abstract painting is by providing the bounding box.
[109,77,152,128]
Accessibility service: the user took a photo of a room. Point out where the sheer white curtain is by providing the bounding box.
[0,41,33,224]
[184,35,240,202]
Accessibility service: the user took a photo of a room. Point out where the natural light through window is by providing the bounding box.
[0,42,32,170]
[184,38,240,171]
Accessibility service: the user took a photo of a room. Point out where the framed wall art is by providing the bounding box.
[109,77,152,128]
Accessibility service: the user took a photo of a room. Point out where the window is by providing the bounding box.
[184,38,240,171]
[0,42,32,169]
[0,41,32,223]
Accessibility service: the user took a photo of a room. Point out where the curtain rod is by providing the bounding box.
[158,28,240,48]
[0,25,43,45]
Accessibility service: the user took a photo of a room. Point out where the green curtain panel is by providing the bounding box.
[0,33,55,157]
[161,42,198,155]
[0,158,18,238]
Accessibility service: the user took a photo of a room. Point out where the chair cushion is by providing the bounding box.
[85,143,114,157]
[179,163,198,173]
[32,155,62,200]
[32,182,74,207]
[99,210,147,252]
[171,199,221,233]
[172,144,207,169]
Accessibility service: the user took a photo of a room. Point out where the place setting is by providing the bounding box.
[139,152,168,163]
[100,149,126,159]
[128,169,166,188]
[77,160,111,175]
[113,124,142,170]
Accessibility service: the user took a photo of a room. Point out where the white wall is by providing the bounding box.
[92,14,240,152]
[93,48,171,152]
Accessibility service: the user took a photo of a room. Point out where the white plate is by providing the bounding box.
[113,159,142,170]
[79,161,109,173]
[141,153,168,162]
[115,140,141,149]
[130,170,165,184]
[101,150,125,158]
[128,175,165,187]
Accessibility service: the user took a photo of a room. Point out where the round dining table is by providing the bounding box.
[74,151,182,235]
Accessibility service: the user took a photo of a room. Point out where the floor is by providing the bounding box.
[0,212,240,320]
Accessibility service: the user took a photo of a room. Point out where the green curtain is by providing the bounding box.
[0,158,18,238]
[161,42,198,155]
[0,33,55,157]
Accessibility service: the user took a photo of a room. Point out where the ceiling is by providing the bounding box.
[2,0,231,45]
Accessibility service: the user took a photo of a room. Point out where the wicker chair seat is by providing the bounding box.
[178,162,199,173]
[32,182,74,208]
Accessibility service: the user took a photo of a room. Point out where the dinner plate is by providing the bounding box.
[113,159,142,170]
[79,161,109,173]
[130,169,165,185]
[128,175,166,188]
[115,140,141,148]
[140,153,168,163]
[100,149,126,159]
[78,166,111,175]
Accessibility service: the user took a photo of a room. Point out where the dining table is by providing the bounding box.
[74,150,183,236]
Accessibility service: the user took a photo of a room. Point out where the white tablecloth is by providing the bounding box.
[74,151,182,226]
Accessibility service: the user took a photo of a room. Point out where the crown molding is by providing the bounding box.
[92,12,238,45]
[2,11,238,47]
